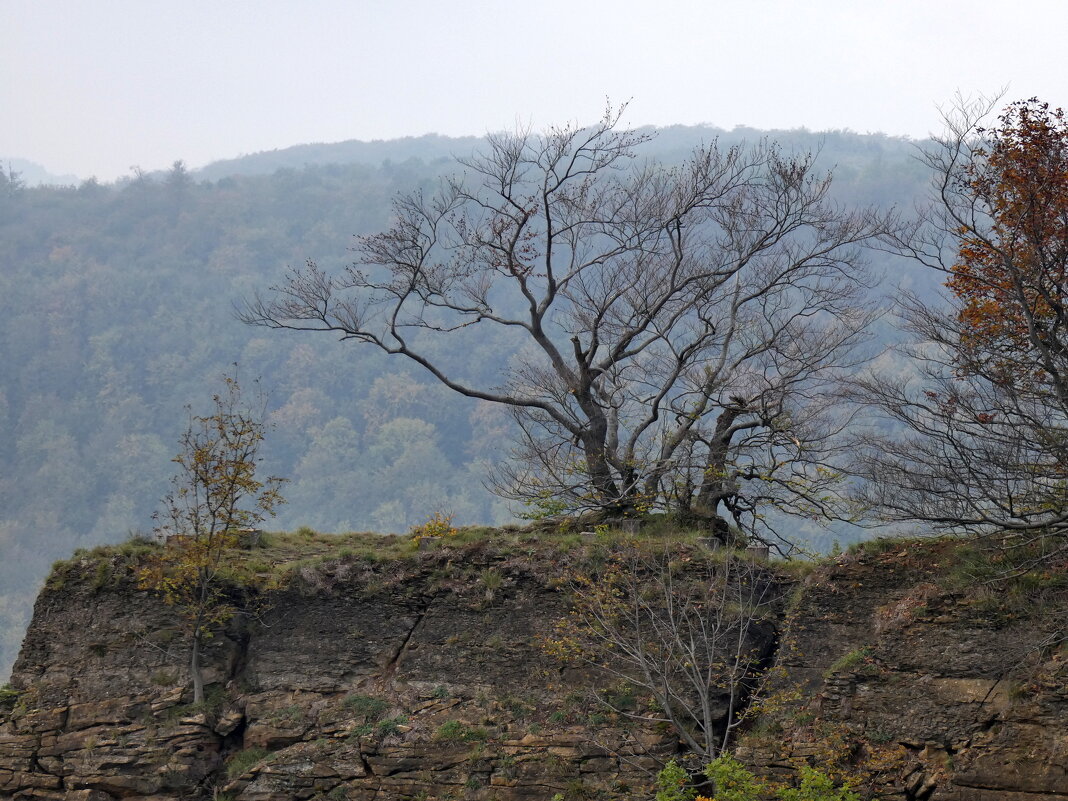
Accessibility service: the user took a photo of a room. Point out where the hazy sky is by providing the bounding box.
[5,0,1067,181]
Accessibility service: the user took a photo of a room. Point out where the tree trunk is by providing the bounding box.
[581,435,625,512]
[190,627,205,706]
[576,396,626,513]
[695,405,745,539]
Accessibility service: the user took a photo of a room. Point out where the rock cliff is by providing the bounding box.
[737,538,1068,800]
[0,533,681,801]
[0,532,1065,800]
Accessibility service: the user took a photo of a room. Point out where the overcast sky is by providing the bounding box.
[4,0,1067,182]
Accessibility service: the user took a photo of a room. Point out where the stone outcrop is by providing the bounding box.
[1,535,1066,800]
[0,543,678,800]
[735,540,1068,800]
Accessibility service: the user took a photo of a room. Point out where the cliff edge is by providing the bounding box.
[1,530,1066,800]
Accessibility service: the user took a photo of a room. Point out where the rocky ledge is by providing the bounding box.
[0,535,679,801]
[1,532,1066,800]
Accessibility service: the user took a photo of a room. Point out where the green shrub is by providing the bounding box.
[434,719,488,742]
[701,756,859,801]
[704,755,765,801]
[226,747,271,778]
[655,760,695,801]
[341,693,388,719]
[376,715,407,737]
[778,765,859,801]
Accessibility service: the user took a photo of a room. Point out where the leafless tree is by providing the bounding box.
[243,106,889,542]
[555,547,780,761]
[852,95,1068,557]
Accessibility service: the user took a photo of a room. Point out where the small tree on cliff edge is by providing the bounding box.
[138,374,285,704]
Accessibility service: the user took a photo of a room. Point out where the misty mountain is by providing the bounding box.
[194,133,486,181]
[0,158,80,188]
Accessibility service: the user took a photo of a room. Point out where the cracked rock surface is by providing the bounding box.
[0,546,680,800]
[2,537,1066,800]
[735,540,1068,800]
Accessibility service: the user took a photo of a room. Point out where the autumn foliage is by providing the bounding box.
[948,98,1068,386]
[138,375,285,704]
[850,96,1068,544]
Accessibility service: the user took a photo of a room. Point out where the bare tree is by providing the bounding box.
[550,547,781,761]
[853,96,1068,554]
[243,107,888,542]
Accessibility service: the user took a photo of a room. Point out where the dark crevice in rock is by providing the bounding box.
[29,747,63,787]
[903,769,937,801]
[709,602,784,754]
[380,601,432,689]
[227,615,252,685]
[220,715,247,758]
[358,748,375,778]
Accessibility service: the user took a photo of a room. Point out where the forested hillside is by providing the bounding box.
[0,125,931,677]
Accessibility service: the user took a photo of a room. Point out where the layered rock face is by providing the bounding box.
[736,540,1068,800]
[0,544,679,801]
[1,536,1066,801]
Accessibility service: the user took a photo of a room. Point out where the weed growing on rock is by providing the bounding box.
[376,715,407,737]
[826,647,874,676]
[341,693,387,718]
[226,747,271,779]
[434,719,488,742]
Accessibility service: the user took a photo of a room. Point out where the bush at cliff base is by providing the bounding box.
[655,756,859,801]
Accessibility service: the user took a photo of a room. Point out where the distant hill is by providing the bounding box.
[195,133,487,180]
[194,124,927,189]
[0,158,80,187]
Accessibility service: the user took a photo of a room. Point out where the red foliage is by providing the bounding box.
[948,99,1068,383]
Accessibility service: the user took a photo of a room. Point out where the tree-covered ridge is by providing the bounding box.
[0,126,929,679]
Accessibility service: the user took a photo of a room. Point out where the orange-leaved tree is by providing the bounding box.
[852,96,1068,543]
[948,98,1068,396]
[138,374,285,704]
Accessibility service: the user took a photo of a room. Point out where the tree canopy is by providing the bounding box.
[948,99,1068,391]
